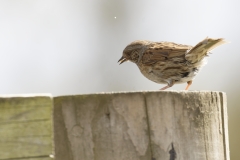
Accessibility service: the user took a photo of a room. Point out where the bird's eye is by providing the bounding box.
[131,51,139,61]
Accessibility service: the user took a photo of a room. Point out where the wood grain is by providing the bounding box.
[54,93,151,160]
[54,91,229,160]
[0,95,53,160]
[145,91,229,160]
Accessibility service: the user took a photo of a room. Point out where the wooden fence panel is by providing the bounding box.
[0,94,53,160]
[145,91,229,160]
[54,93,151,160]
[53,91,229,160]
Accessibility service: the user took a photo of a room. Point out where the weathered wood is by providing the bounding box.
[0,94,53,160]
[54,93,151,160]
[145,91,229,160]
[54,91,229,160]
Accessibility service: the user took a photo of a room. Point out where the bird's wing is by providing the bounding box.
[185,37,227,63]
[141,42,192,65]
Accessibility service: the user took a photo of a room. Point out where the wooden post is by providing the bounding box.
[0,94,53,160]
[53,91,229,160]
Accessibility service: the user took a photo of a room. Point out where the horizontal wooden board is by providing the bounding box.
[0,95,53,160]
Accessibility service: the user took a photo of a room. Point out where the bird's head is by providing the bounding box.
[118,40,149,64]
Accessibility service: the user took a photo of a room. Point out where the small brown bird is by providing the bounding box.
[118,37,227,90]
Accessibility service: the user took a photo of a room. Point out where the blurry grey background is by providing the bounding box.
[0,0,239,159]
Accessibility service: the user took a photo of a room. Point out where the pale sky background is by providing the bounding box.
[0,0,239,159]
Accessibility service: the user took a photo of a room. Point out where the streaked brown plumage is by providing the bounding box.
[118,37,227,90]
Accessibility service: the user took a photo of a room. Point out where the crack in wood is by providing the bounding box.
[0,119,49,125]
[169,142,176,160]
[143,93,154,159]
[0,155,50,160]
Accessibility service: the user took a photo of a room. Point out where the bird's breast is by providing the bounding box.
[136,58,207,84]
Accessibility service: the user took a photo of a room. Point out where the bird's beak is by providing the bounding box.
[118,56,127,65]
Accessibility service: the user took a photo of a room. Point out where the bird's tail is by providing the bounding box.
[185,37,228,63]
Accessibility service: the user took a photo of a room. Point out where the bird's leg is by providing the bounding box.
[160,85,170,90]
[160,80,175,90]
[185,80,192,90]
